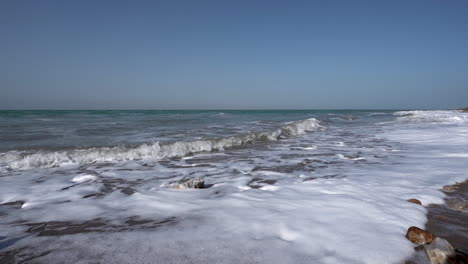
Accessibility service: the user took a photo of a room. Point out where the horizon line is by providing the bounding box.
[0,108,463,111]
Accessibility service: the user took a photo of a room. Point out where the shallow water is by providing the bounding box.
[0,110,467,263]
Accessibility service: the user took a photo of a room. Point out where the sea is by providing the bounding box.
[0,110,467,264]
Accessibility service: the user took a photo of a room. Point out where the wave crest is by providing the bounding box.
[0,118,323,171]
[394,110,468,124]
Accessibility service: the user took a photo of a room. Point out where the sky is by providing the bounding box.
[1,0,468,110]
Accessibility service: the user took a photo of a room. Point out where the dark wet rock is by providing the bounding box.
[407,199,422,205]
[446,198,468,212]
[176,177,205,189]
[460,107,468,112]
[248,178,277,189]
[454,249,468,263]
[406,226,435,245]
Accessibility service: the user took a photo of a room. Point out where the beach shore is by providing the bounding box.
[405,180,468,264]
[426,181,468,251]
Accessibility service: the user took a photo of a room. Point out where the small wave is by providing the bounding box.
[0,118,323,171]
[394,110,468,124]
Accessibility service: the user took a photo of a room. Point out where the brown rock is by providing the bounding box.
[175,177,205,189]
[407,199,422,205]
[406,226,435,245]
[442,185,457,192]
[460,107,468,112]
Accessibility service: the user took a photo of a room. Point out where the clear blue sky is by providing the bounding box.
[1,0,467,110]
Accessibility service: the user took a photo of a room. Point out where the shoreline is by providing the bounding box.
[426,181,468,251]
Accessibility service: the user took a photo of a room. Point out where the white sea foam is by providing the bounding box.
[71,174,97,183]
[0,111,467,264]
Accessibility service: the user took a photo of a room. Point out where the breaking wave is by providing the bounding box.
[394,110,468,124]
[0,118,323,171]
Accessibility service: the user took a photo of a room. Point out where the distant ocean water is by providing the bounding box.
[0,110,467,263]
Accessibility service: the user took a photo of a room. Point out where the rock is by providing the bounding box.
[176,177,205,189]
[454,249,468,263]
[442,185,457,192]
[460,107,468,112]
[406,226,435,245]
[446,198,468,212]
[423,237,455,264]
[407,199,422,205]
